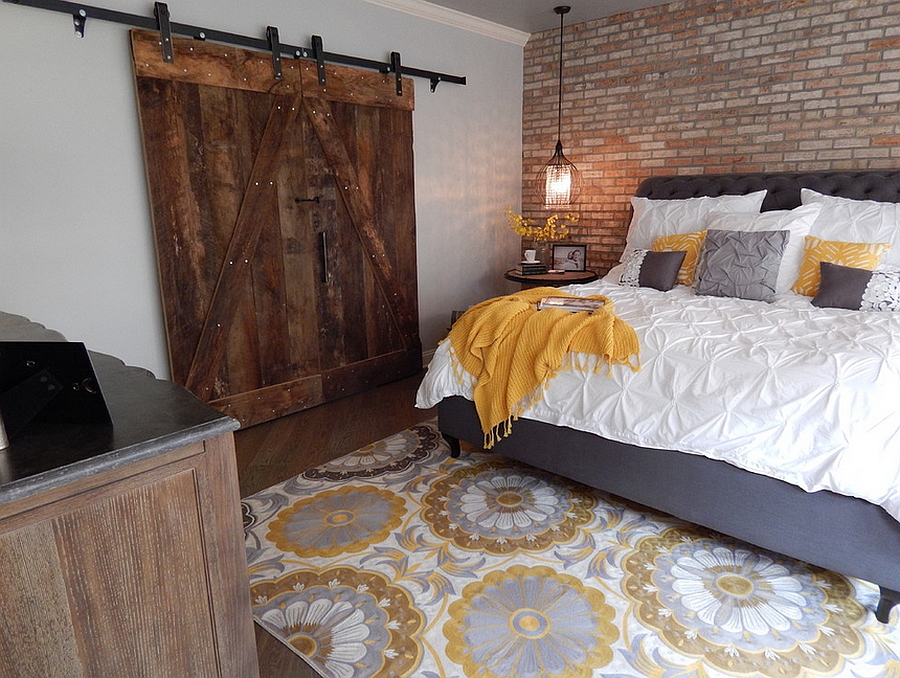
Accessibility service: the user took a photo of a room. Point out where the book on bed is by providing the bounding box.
[538,296,605,312]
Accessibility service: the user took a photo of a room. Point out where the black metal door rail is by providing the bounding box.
[3,0,467,94]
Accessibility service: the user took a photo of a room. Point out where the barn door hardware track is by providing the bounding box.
[3,0,467,92]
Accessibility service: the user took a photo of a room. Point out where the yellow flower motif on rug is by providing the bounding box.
[243,420,900,678]
[421,459,597,555]
[268,485,406,558]
[445,564,618,678]
[251,566,424,678]
[622,526,866,677]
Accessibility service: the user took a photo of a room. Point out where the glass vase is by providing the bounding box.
[533,241,550,267]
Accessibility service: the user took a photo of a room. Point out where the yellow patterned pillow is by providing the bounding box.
[792,236,890,296]
[652,230,706,286]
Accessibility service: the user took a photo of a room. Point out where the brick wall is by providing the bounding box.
[523,0,900,274]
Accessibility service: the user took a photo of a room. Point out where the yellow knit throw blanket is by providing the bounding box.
[447,286,640,448]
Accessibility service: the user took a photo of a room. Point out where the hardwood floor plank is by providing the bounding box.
[253,625,320,678]
[234,371,435,676]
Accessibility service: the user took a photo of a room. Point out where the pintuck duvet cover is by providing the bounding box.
[416,277,900,524]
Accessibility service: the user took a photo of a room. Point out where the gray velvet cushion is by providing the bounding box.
[812,261,900,311]
[811,262,873,310]
[619,249,687,291]
[696,229,789,302]
[640,251,687,291]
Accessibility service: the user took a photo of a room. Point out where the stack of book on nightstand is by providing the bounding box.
[515,261,548,275]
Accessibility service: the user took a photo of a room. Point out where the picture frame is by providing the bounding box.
[551,243,587,272]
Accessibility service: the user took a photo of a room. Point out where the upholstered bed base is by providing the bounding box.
[437,170,900,624]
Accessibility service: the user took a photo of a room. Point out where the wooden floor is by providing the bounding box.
[233,371,435,678]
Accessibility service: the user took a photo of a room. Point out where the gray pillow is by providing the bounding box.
[813,261,900,312]
[619,249,687,291]
[696,229,789,302]
[812,262,873,310]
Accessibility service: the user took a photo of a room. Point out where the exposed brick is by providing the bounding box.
[521,0,900,274]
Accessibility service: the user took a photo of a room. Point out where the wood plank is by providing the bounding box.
[321,103,368,368]
[134,77,212,382]
[338,105,375,363]
[249,129,294,387]
[250,214,292,386]
[132,30,413,110]
[278,107,322,378]
[384,107,419,325]
[184,94,302,396]
[360,106,409,356]
[54,471,219,677]
[194,434,262,678]
[132,29,303,97]
[301,101,357,371]
[210,374,324,429]
[0,443,206,526]
[321,348,421,403]
[0,524,82,678]
[196,85,258,397]
[302,95,419,346]
[300,59,414,110]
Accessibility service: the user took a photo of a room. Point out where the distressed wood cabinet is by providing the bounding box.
[0,313,258,678]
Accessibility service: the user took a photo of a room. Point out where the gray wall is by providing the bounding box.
[0,0,524,377]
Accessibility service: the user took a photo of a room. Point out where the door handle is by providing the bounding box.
[320,231,329,284]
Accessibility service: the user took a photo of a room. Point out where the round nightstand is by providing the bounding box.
[504,269,600,288]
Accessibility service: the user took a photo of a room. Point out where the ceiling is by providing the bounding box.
[418,0,670,34]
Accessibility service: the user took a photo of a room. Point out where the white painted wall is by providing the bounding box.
[0,0,524,377]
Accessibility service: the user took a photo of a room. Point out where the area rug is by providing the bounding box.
[242,420,900,678]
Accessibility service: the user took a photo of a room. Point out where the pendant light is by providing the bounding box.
[538,5,581,209]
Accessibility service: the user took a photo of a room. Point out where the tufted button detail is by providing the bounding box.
[637,171,900,212]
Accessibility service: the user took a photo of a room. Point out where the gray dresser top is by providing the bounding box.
[0,312,239,504]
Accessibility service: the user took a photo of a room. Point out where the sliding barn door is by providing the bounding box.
[131,30,420,427]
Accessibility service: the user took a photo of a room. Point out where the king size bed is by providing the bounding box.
[417,170,900,624]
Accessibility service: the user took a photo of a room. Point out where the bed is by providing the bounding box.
[417,170,900,624]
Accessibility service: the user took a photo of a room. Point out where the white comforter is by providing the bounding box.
[416,279,900,524]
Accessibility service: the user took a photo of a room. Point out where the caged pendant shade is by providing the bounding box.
[537,5,581,209]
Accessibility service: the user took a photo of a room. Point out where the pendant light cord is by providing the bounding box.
[555,6,569,143]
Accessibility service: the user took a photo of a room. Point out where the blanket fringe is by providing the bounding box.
[447,287,640,449]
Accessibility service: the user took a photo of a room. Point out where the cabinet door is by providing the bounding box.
[132,31,420,427]
[0,436,257,678]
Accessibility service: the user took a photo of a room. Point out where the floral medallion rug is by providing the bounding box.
[242,420,900,678]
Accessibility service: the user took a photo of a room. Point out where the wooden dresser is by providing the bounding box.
[0,313,258,677]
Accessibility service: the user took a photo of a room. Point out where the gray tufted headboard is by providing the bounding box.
[635,171,900,211]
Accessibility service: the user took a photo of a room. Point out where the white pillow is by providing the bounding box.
[622,191,767,261]
[704,203,822,293]
[801,189,900,267]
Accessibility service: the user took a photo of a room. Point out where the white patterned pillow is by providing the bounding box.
[862,268,900,312]
[801,189,900,267]
[622,191,767,261]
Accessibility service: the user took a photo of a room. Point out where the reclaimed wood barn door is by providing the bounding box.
[131,30,420,427]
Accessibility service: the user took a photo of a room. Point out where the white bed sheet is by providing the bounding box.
[416,279,900,524]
